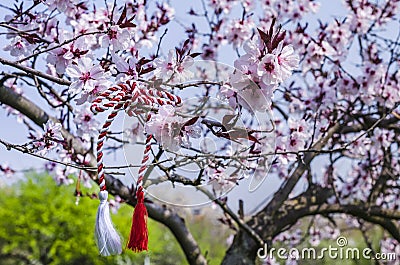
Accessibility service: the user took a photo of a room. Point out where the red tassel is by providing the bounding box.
[127,187,148,252]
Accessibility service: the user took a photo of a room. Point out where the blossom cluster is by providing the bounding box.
[29,120,63,156]
[220,24,299,111]
[145,105,201,151]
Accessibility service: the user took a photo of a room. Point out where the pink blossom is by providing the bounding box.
[66,57,109,94]
[239,84,273,111]
[219,84,238,109]
[234,35,299,93]
[100,25,131,51]
[288,118,308,138]
[74,80,113,105]
[124,119,144,144]
[145,105,183,151]
[229,70,252,91]
[225,18,255,49]
[44,0,76,13]
[31,120,63,156]
[207,168,237,193]
[326,21,352,57]
[209,0,238,14]
[347,137,371,157]
[73,107,100,137]
[276,43,299,81]
[371,128,394,149]
[69,9,108,48]
[286,132,305,152]
[348,4,377,34]
[181,120,202,148]
[53,165,74,185]
[0,163,15,178]
[145,106,203,150]
[46,36,88,74]
[3,36,32,57]
[109,196,122,214]
[261,0,320,22]
[233,39,262,84]
[111,53,138,82]
[302,41,335,73]
[257,54,281,87]
[309,226,321,246]
[274,229,302,246]
[153,50,175,79]
[380,238,400,264]
[153,50,194,83]
[43,120,64,142]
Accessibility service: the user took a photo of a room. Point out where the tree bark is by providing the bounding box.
[222,231,258,265]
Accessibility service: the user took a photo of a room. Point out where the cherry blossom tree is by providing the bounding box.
[0,0,400,264]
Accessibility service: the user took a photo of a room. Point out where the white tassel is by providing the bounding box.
[95,190,122,256]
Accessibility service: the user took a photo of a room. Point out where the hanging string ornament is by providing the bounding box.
[127,131,151,252]
[92,86,131,256]
[90,80,182,255]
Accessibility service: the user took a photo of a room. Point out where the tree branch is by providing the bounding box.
[260,120,344,220]
[0,57,71,86]
[275,186,400,242]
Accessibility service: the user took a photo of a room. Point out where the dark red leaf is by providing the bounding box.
[117,5,127,25]
[128,14,136,22]
[268,17,276,39]
[247,134,260,143]
[119,21,136,28]
[183,116,199,127]
[138,58,152,65]
[183,38,190,48]
[23,33,41,44]
[189,52,202,58]
[139,66,155,75]
[249,143,261,154]
[257,28,269,45]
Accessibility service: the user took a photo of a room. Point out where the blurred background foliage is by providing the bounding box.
[0,174,230,265]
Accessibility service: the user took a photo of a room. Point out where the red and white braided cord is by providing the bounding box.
[134,91,182,192]
[96,91,130,191]
[136,133,152,194]
[92,80,182,193]
[91,81,135,114]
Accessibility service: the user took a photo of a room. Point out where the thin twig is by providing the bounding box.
[15,31,105,63]
[0,57,71,85]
